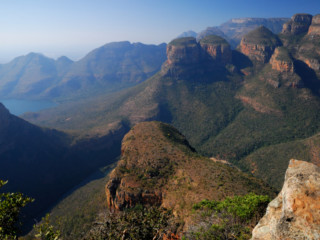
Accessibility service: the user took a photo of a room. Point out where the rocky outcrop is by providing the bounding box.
[162,36,233,77]
[240,26,281,63]
[269,47,294,73]
[105,121,274,216]
[303,58,320,71]
[308,15,320,35]
[166,37,201,66]
[199,35,232,64]
[106,175,162,211]
[282,14,313,35]
[251,159,320,240]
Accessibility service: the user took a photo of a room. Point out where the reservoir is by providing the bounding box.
[0,99,57,116]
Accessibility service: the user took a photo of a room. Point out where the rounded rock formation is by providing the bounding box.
[199,35,232,64]
[240,26,281,63]
[308,14,320,35]
[269,47,294,73]
[282,13,313,35]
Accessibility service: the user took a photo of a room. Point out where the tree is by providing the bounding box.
[0,180,34,240]
[34,214,61,240]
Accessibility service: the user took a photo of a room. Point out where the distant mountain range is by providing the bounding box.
[0,42,166,100]
[177,17,289,48]
[25,13,320,191]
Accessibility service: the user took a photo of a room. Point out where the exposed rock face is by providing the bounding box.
[282,13,313,35]
[269,47,294,73]
[106,176,162,211]
[166,37,201,65]
[308,15,320,35]
[240,26,281,63]
[251,159,320,240]
[199,35,232,64]
[303,58,320,71]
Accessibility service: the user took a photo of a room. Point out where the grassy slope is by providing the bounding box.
[22,165,114,240]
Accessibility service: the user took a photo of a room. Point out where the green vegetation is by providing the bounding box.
[169,37,197,46]
[243,26,281,46]
[37,166,115,240]
[200,35,229,46]
[186,193,271,240]
[83,206,175,240]
[273,47,292,62]
[33,214,61,240]
[0,180,34,240]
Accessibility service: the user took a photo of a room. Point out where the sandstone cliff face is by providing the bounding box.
[106,175,163,211]
[162,36,233,77]
[199,35,232,64]
[166,37,201,66]
[282,14,313,35]
[269,47,294,73]
[240,26,281,63]
[251,159,320,240]
[308,15,320,35]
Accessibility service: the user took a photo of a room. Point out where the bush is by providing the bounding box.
[187,193,271,240]
[84,206,175,240]
[0,180,34,240]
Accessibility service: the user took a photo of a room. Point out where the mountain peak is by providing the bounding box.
[177,30,198,39]
[105,121,274,217]
[196,27,227,41]
[166,37,200,66]
[240,26,281,63]
[199,35,232,64]
[243,26,280,44]
[308,14,320,35]
[0,102,9,115]
[57,56,73,63]
[168,37,197,46]
[282,13,313,35]
[199,35,229,45]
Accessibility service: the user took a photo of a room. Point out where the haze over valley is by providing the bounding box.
[1,1,320,239]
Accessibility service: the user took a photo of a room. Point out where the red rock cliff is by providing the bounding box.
[199,35,232,64]
[282,13,313,35]
[269,47,294,73]
[308,14,320,35]
[166,37,201,66]
[240,26,281,63]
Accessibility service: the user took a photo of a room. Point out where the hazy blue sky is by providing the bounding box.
[1,0,319,63]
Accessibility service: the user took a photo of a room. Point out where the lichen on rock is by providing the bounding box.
[251,159,320,240]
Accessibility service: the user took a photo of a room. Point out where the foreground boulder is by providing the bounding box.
[251,159,320,240]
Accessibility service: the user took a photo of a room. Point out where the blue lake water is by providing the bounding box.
[0,99,57,116]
